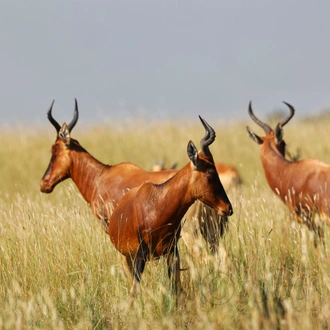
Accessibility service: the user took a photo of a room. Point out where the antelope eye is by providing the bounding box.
[207,168,217,176]
[205,168,217,181]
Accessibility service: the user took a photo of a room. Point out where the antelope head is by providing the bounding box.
[188,116,233,216]
[40,99,79,193]
[246,101,295,157]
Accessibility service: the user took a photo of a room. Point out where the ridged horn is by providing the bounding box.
[47,100,60,133]
[248,101,272,134]
[281,102,295,127]
[67,98,79,132]
[199,115,215,157]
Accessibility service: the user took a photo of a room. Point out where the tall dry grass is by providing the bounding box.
[1,114,330,329]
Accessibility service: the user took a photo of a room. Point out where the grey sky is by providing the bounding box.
[1,0,330,126]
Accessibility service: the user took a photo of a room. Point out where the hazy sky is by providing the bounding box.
[1,1,330,126]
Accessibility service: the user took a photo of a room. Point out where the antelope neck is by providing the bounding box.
[69,150,109,204]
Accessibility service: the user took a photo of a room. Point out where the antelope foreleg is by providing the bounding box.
[294,210,325,248]
[306,219,325,248]
[167,245,183,296]
[129,241,149,298]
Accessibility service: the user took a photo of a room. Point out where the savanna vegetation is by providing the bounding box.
[1,112,330,329]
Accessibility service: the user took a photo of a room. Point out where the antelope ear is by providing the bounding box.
[246,126,263,144]
[275,123,284,144]
[187,140,198,168]
[59,123,71,145]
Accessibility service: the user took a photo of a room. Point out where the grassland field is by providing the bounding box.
[1,113,330,329]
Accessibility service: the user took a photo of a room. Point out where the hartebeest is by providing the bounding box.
[247,101,330,244]
[108,116,233,298]
[214,163,242,191]
[40,100,179,231]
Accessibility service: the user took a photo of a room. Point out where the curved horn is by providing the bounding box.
[248,101,272,134]
[199,115,215,156]
[47,100,61,133]
[281,102,295,127]
[67,98,79,132]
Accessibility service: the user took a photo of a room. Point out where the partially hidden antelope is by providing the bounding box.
[152,159,178,172]
[214,162,242,191]
[247,101,330,245]
[182,161,241,261]
[108,116,233,298]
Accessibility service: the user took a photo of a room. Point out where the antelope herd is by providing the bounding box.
[40,99,330,300]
